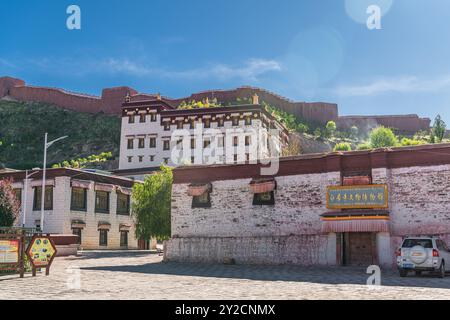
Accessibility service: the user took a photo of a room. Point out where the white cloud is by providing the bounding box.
[99,58,281,82]
[335,75,450,96]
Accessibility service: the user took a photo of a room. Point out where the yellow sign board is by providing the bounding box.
[26,236,57,267]
[326,184,389,209]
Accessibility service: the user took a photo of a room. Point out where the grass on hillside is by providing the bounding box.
[0,100,120,170]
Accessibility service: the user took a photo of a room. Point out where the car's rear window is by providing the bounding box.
[402,239,433,248]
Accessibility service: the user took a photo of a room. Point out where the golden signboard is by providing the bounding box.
[326,184,389,209]
[26,235,57,268]
[0,240,20,264]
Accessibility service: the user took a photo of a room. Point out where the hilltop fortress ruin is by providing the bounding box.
[0,76,430,134]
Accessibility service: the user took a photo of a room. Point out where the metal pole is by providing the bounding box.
[40,133,47,232]
[22,170,28,227]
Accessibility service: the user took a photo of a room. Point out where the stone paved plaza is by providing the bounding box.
[1,251,450,300]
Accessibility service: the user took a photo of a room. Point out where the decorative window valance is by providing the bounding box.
[187,183,212,197]
[95,183,115,192]
[98,221,111,230]
[31,179,55,187]
[343,176,371,186]
[249,179,276,194]
[71,220,86,229]
[119,223,131,232]
[117,186,132,195]
[71,179,92,189]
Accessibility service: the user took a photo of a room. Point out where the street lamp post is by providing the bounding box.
[40,133,68,232]
[22,169,39,227]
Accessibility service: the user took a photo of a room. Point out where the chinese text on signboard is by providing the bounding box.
[326,185,388,209]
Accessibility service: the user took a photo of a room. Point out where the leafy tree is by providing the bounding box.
[0,179,20,227]
[369,126,399,148]
[432,114,446,143]
[325,121,337,138]
[132,165,173,241]
[333,142,352,152]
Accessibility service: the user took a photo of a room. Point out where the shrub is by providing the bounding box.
[400,138,425,146]
[357,142,372,150]
[369,126,399,148]
[333,142,352,152]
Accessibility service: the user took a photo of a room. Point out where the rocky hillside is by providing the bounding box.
[0,100,120,170]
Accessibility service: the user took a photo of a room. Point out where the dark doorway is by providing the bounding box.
[342,232,376,266]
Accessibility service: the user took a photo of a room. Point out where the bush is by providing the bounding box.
[369,126,399,148]
[357,142,372,150]
[333,142,352,152]
[325,121,337,138]
[0,179,20,227]
[400,138,425,146]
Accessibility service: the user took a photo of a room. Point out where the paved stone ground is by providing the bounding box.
[1,251,450,300]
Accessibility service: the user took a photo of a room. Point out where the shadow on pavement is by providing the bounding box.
[80,260,450,290]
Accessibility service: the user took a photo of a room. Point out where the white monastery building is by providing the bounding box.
[116,94,289,179]
[0,168,140,250]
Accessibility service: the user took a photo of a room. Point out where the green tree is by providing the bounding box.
[0,179,20,227]
[132,165,173,241]
[369,126,399,148]
[432,114,446,143]
[325,121,337,138]
[333,142,352,152]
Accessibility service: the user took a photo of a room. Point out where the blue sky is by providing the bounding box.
[1,0,450,123]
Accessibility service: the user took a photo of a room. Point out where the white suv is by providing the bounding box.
[396,236,450,278]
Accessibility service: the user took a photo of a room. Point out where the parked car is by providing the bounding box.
[396,236,450,278]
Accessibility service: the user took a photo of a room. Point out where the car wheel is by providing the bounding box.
[415,271,422,276]
[438,262,445,278]
[399,269,408,277]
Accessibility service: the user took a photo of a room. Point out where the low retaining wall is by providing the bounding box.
[164,235,336,266]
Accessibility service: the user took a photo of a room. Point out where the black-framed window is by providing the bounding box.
[232,117,239,126]
[33,186,53,211]
[163,158,169,164]
[127,156,133,163]
[253,191,275,206]
[150,113,157,122]
[120,231,129,247]
[245,136,251,146]
[95,191,110,213]
[117,192,130,215]
[163,140,170,150]
[218,118,224,127]
[99,229,108,246]
[71,187,87,211]
[233,136,238,147]
[127,139,134,149]
[72,228,82,245]
[245,117,252,125]
[139,113,146,123]
[192,191,211,208]
[149,137,156,148]
[150,155,155,161]
[128,115,135,124]
[163,122,170,131]
[204,119,211,128]
[190,138,195,149]
[203,139,211,148]
[190,120,195,129]
[177,121,183,129]
[138,138,145,148]
[138,155,143,162]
